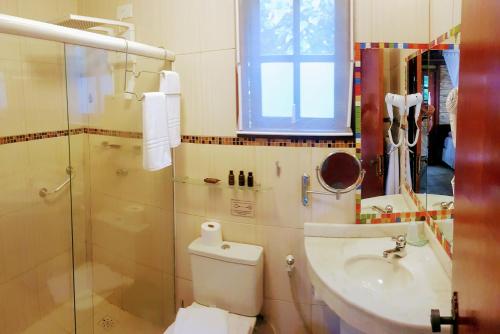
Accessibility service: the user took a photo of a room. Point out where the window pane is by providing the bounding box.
[300,62,334,118]
[261,63,294,117]
[300,0,335,55]
[260,0,294,55]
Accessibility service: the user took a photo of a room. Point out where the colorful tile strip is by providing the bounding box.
[0,128,355,148]
[0,128,84,145]
[180,135,354,148]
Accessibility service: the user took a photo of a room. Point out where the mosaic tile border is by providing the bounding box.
[0,128,355,148]
[84,127,142,139]
[405,24,461,62]
[180,135,355,148]
[429,24,461,49]
[0,127,143,146]
[0,128,84,145]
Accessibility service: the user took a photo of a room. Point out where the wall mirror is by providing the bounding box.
[358,1,461,255]
[418,37,461,247]
[360,47,429,217]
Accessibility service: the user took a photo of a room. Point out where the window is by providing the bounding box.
[237,0,352,136]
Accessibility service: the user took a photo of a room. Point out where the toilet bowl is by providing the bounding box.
[165,303,256,334]
[166,238,264,334]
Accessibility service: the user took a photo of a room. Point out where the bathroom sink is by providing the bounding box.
[304,222,452,334]
[344,255,414,292]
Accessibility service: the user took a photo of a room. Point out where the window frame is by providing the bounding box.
[236,0,354,137]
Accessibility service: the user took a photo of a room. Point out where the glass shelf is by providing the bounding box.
[173,176,271,192]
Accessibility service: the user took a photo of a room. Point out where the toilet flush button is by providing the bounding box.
[221,244,231,250]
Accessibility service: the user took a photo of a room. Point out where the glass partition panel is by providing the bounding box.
[65,44,175,333]
[0,33,76,334]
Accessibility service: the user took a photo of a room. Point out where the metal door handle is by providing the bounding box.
[430,292,458,333]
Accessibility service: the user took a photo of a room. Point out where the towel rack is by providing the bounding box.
[123,39,167,101]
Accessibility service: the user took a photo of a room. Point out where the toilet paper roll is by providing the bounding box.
[201,221,223,246]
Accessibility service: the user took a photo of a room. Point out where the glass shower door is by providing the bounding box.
[0,34,78,333]
[65,44,175,334]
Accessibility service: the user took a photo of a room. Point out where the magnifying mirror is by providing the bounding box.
[317,152,364,193]
[302,152,365,205]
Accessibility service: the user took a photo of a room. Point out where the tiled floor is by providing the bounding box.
[21,293,164,334]
[420,165,454,196]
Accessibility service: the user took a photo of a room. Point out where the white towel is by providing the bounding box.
[142,92,171,171]
[159,70,181,148]
[172,305,228,334]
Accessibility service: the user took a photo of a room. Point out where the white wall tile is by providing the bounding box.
[311,304,341,334]
[165,0,202,54]
[256,226,312,305]
[201,49,238,137]
[430,0,454,40]
[354,0,373,42]
[200,0,236,52]
[175,277,193,310]
[255,146,312,228]
[173,53,203,136]
[262,299,311,334]
[174,213,203,280]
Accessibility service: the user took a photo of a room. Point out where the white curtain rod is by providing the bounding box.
[0,13,175,61]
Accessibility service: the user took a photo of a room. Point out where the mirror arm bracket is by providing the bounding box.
[302,170,365,206]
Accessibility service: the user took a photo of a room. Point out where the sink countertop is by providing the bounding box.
[305,223,452,334]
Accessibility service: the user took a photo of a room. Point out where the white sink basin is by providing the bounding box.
[344,255,414,292]
[304,223,452,334]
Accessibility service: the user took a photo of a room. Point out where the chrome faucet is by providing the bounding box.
[383,234,407,258]
[371,205,394,214]
[440,201,454,210]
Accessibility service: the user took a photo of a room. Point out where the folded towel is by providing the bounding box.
[142,92,171,171]
[172,305,228,334]
[159,71,181,148]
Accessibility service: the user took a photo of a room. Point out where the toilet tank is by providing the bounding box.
[188,238,263,316]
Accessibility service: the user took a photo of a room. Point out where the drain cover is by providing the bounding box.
[98,316,116,330]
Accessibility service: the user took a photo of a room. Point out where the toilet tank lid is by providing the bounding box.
[188,238,263,266]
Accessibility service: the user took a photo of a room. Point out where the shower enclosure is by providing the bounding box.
[0,31,175,334]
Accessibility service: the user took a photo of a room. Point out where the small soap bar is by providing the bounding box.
[204,178,220,184]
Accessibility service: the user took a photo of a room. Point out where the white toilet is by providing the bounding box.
[166,237,264,334]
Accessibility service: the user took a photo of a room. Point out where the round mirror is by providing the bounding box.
[317,152,365,194]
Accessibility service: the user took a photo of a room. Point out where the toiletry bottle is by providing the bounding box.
[247,172,254,187]
[238,171,245,186]
[228,170,235,186]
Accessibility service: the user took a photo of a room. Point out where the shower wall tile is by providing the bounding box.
[0,270,41,334]
[0,208,38,282]
[22,61,67,133]
[0,59,27,137]
[91,192,174,274]
[89,135,173,209]
[0,142,32,217]
[36,252,74,325]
